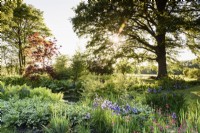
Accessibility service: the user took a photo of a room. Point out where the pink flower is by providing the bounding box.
[165,125,170,129]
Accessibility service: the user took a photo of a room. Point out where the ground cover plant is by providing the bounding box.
[0,82,90,132]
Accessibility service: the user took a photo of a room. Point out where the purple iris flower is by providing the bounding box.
[101,101,107,109]
[147,88,152,93]
[132,108,138,114]
[111,104,120,114]
[85,113,91,119]
[93,102,98,108]
[125,104,131,112]
[172,112,177,119]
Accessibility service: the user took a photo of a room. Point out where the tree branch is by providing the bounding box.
[131,17,156,38]
[127,33,156,50]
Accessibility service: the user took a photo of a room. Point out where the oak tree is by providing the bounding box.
[72,0,200,78]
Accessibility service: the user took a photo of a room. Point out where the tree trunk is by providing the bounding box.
[23,56,26,67]
[18,42,23,75]
[18,48,22,75]
[157,49,167,78]
[155,0,168,78]
[156,34,168,78]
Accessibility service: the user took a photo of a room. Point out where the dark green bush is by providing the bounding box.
[54,68,71,80]
[0,76,27,86]
[156,77,188,90]
[187,80,200,86]
[0,76,72,92]
[19,86,31,99]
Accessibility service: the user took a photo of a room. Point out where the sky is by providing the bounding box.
[24,0,86,56]
[24,0,196,61]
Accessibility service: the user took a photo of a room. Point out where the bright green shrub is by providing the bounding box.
[50,102,91,126]
[75,124,91,133]
[81,73,143,99]
[91,109,113,133]
[179,100,200,132]
[53,55,71,80]
[190,68,200,79]
[71,51,87,88]
[0,84,30,100]
[44,117,70,133]
[80,74,105,99]
[31,87,63,101]
[44,102,91,133]
[0,83,63,101]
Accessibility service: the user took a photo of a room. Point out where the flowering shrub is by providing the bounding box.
[144,100,200,133]
[88,96,154,132]
[92,96,153,116]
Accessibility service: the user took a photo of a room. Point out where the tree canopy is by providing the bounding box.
[1,0,51,74]
[72,0,200,78]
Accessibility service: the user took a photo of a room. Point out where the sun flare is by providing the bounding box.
[109,34,120,44]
